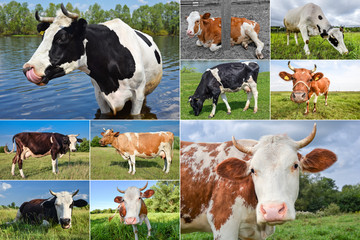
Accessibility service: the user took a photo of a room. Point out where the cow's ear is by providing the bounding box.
[141,189,155,198]
[279,71,293,81]
[185,16,188,20]
[114,132,120,137]
[76,18,87,37]
[101,132,104,136]
[300,148,337,173]
[77,138,83,143]
[216,157,250,180]
[312,72,324,81]
[202,13,211,19]
[74,199,88,207]
[114,196,123,203]
[37,22,50,33]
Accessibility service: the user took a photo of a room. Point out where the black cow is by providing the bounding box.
[7,189,88,229]
[23,4,162,116]
[6,132,82,178]
[188,62,259,118]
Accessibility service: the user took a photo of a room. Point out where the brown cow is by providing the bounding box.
[99,129,174,175]
[279,61,330,114]
[186,11,264,59]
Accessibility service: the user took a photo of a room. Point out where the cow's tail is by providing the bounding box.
[108,206,119,222]
[4,142,15,154]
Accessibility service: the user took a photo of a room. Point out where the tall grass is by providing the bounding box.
[0,152,89,180]
[271,91,360,119]
[91,147,179,180]
[91,212,179,240]
[0,208,89,240]
[271,32,360,59]
[181,71,270,119]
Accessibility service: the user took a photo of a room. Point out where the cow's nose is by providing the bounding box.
[260,203,287,222]
[187,30,194,36]
[60,218,71,225]
[291,92,307,103]
[71,149,76,152]
[125,217,137,225]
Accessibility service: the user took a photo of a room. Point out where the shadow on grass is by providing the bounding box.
[110,159,162,169]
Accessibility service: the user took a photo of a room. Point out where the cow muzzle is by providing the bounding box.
[23,66,47,86]
[60,218,71,229]
[291,92,308,103]
[124,217,138,225]
[259,202,288,224]
[186,30,195,38]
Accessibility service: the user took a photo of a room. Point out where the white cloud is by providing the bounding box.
[138,0,148,4]
[0,182,12,191]
[74,3,89,12]
[75,193,89,200]
[131,4,140,10]
[37,126,53,132]
[0,194,5,198]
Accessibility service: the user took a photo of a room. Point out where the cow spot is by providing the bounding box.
[135,30,152,47]
[154,50,161,64]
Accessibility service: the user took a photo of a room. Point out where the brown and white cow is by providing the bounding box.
[99,129,174,175]
[109,182,155,240]
[181,123,336,239]
[186,11,264,59]
[279,61,330,114]
[5,132,83,178]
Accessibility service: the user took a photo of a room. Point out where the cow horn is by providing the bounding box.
[49,189,57,196]
[61,3,79,20]
[311,64,317,73]
[295,123,317,149]
[103,128,106,131]
[288,61,295,72]
[139,182,148,192]
[117,187,125,194]
[72,189,79,197]
[35,11,55,23]
[232,136,254,154]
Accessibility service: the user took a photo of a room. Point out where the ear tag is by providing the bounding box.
[284,76,289,80]
[40,31,45,36]
[315,77,319,81]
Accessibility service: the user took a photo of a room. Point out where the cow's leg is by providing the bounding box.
[313,94,318,113]
[130,155,136,175]
[131,81,146,115]
[127,157,132,174]
[209,94,220,118]
[325,91,328,106]
[247,30,264,59]
[294,32,299,45]
[248,80,258,113]
[18,158,25,178]
[91,79,112,114]
[164,148,172,174]
[196,39,203,46]
[42,220,50,226]
[11,155,17,176]
[305,100,310,115]
[51,152,58,174]
[144,216,152,238]
[132,225,139,240]
[221,93,231,114]
[243,91,253,112]
[299,25,310,55]
[286,31,290,45]
[210,43,221,51]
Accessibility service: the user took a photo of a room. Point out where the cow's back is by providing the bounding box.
[14,132,53,155]
[20,199,46,224]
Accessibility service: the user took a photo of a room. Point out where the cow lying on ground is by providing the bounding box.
[181,123,336,239]
[23,4,162,116]
[99,129,174,175]
[186,11,264,59]
[5,132,82,178]
[284,3,348,55]
[188,62,259,118]
[109,182,155,240]
[279,61,330,114]
[7,189,88,229]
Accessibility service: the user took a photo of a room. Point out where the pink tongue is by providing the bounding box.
[26,68,42,83]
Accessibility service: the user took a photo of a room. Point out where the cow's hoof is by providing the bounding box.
[243,108,249,112]
[227,112,231,115]
[304,112,309,115]
[208,115,213,118]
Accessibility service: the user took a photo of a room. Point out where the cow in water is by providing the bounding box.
[23,4,162,116]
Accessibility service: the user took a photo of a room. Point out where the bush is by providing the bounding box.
[323,203,341,216]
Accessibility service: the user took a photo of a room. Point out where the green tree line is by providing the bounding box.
[0,1,179,36]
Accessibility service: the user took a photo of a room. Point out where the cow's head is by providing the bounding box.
[114,182,155,225]
[186,11,201,38]
[279,61,324,103]
[188,95,204,116]
[23,4,88,86]
[42,189,88,229]
[99,128,119,146]
[326,27,348,55]
[216,123,337,225]
[67,134,83,152]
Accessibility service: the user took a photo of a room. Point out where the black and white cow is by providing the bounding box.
[284,3,348,55]
[23,4,162,116]
[8,189,88,229]
[5,132,83,178]
[188,62,259,118]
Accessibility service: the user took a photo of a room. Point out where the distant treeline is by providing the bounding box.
[271,26,360,32]
[0,1,179,36]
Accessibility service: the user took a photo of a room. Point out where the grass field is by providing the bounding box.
[91,212,179,240]
[0,208,89,240]
[271,32,360,59]
[271,91,360,119]
[91,147,179,180]
[181,71,270,119]
[181,213,360,240]
[0,152,89,180]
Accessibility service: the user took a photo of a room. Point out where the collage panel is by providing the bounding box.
[180,120,360,239]
[181,0,270,59]
[271,0,360,59]
[90,180,180,240]
[0,120,89,180]
[271,60,360,119]
[91,120,180,180]
[0,180,89,239]
[181,60,270,119]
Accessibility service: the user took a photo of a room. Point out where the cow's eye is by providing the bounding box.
[294,163,299,169]
[250,168,255,174]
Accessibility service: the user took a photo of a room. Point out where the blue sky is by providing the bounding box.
[2,0,178,12]
[181,120,360,189]
[90,180,158,210]
[91,120,179,140]
[271,60,360,91]
[0,181,89,207]
[0,120,89,146]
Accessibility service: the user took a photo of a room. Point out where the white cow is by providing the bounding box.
[284,3,348,55]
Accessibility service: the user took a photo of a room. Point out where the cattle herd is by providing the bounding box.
[0,1,356,240]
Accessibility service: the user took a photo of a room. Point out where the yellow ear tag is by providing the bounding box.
[284,76,289,80]
[40,31,45,36]
[315,77,319,81]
